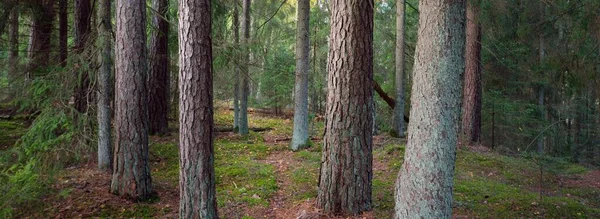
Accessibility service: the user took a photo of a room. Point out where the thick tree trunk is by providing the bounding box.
[73,0,92,113]
[97,0,113,173]
[316,0,373,215]
[59,0,67,67]
[111,0,153,201]
[394,0,406,138]
[461,0,482,144]
[8,7,18,83]
[148,0,170,135]
[233,2,240,130]
[291,0,310,151]
[27,0,55,78]
[178,0,218,217]
[394,0,466,218]
[238,0,251,135]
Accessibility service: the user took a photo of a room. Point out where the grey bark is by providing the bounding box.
[233,1,240,130]
[111,0,153,200]
[394,0,406,138]
[291,0,310,151]
[178,0,218,217]
[97,0,113,173]
[148,0,170,135]
[238,0,251,135]
[394,0,466,218]
[316,0,374,215]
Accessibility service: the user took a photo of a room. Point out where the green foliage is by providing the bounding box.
[0,160,47,218]
[256,45,295,110]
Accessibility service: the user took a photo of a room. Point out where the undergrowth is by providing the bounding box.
[0,72,95,217]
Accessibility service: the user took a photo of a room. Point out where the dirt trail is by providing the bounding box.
[264,150,301,218]
[564,170,600,190]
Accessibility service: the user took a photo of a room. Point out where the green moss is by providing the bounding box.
[96,205,157,218]
[216,158,277,207]
[284,151,320,202]
[149,142,179,183]
[455,176,600,218]
[295,150,320,162]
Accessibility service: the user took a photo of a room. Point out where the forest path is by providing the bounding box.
[263,149,302,218]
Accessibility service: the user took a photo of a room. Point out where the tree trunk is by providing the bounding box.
[291,0,310,151]
[59,0,67,67]
[238,0,251,135]
[316,0,373,215]
[8,7,18,83]
[27,0,55,78]
[73,0,92,113]
[461,0,482,145]
[97,0,113,173]
[111,0,152,201]
[394,0,466,218]
[148,0,170,135]
[394,0,406,138]
[178,0,218,217]
[233,1,240,130]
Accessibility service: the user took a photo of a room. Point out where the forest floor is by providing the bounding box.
[3,107,600,218]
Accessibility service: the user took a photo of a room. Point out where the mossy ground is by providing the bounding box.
[8,108,600,218]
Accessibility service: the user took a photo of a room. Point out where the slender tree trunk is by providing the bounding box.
[111,0,152,201]
[394,0,466,218]
[8,7,18,83]
[238,0,251,135]
[394,0,406,138]
[291,0,310,151]
[461,0,482,145]
[27,0,55,78]
[148,0,170,135]
[233,1,240,130]
[59,0,68,67]
[97,0,113,173]
[316,0,374,215]
[537,0,546,154]
[73,0,92,112]
[178,0,218,217]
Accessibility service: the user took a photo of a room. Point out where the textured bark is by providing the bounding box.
[291,0,310,151]
[27,0,55,78]
[148,0,170,135]
[394,0,466,218]
[97,0,113,173]
[238,0,251,135]
[59,0,67,67]
[233,2,240,130]
[8,7,18,82]
[111,0,153,200]
[73,0,92,112]
[178,0,218,217]
[461,0,482,144]
[394,0,406,138]
[316,0,373,215]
